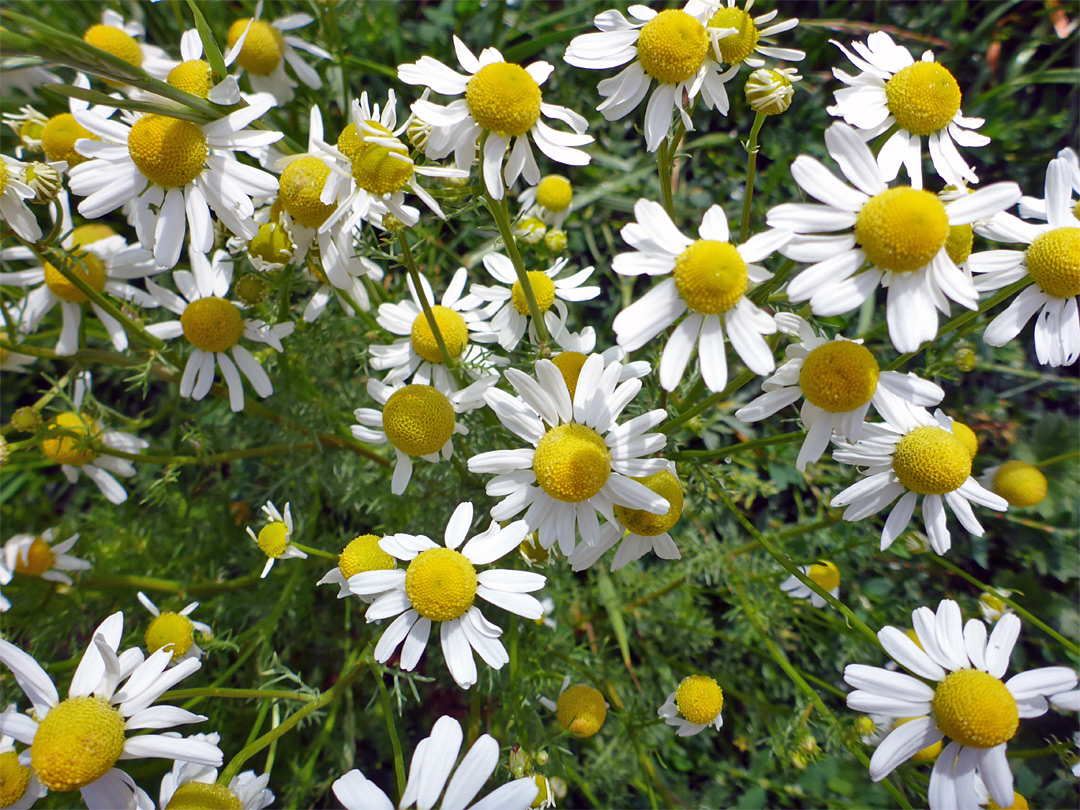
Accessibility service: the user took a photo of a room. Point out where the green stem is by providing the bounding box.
[371,662,407,798]
[163,687,310,702]
[656,120,686,220]
[291,541,337,560]
[1036,450,1080,469]
[668,430,805,461]
[740,112,767,243]
[83,573,262,596]
[748,258,797,306]
[397,232,462,380]
[660,370,755,434]
[94,441,320,466]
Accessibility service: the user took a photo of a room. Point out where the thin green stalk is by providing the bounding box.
[397,232,462,380]
[163,687,311,702]
[749,258,797,306]
[668,430,805,460]
[656,119,686,219]
[94,441,320,466]
[660,370,755,434]
[324,0,351,112]
[291,541,336,560]
[740,112,767,242]
[83,573,262,596]
[1036,450,1080,469]
[372,662,407,798]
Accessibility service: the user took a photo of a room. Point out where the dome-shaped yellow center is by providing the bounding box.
[884,62,961,137]
[551,352,588,401]
[43,250,106,303]
[0,750,31,807]
[707,7,760,65]
[404,547,476,621]
[855,187,949,273]
[145,611,195,660]
[167,59,213,99]
[536,175,573,212]
[673,239,748,314]
[613,469,682,536]
[1025,227,1080,299]
[511,271,557,315]
[248,222,294,265]
[410,306,469,364]
[675,674,723,725]
[533,423,611,503]
[338,533,396,579]
[166,782,243,810]
[279,156,337,229]
[351,121,414,195]
[931,669,1018,749]
[41,113,98,166]
[991,460,1047,508]
[893,717,943,762]
[745,68,796,115]
[807,560,840,592]
[127,115,208,188]
[181,297,244,353]
[556,684,607,737]
[257,521,289,558]
[950,420,978,459]
[226,19,284,75]
[41,412,97,466]
[798,340,880,413]
[381,384,456,457]
[988,791,1029,810]
[30,696,126,791]
[337,123,362,160]
[892,425,971,495]
[14,537,55,577]
[71,223,118,246]
[945,223,973,267]
[465,62,542,138]
[637,9,708,84]
[83,24,143,68]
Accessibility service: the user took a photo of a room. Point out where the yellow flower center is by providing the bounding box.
[798,340,880,413]
[980,591,1008,617]
[145,611,195,660]
[235,274,269,306]
[338,534,396,579]
[404,547,477,621]
[530,775,550,809]
[945,224,973,267]
[248,222,294,265]
[892,425,971,495]
[535,175,573,212]
[855,187,950,273]
[256,521,289,558]
[0,750,31,807]
[613,469,682,536]
[337,123,362,160]
[673,239,748,314]
[675,674,723,725]
[637,9,708,84]
[989,791,1029,810]
[351,121,414,195]
[465,62,542,138]
[854,715,878,737]
[83,24,143,69]
[279,156,337,229]
[950,420,978,459]
[551,352,588,401]
[991,460,1048,508]
[226,19,285,75]
[381,384,456,457]
[71,223,118,246]
[0,160,7,194]
[167,59,213,99]
[511,271,557,315]
[181,297,244,353]
[884,62,961,137]
[1025,227,1080,299]
[40,113,98,166]
[555,684,607,737]
[532,423,611,503]
[127,115,208,188]
[41,412,97,466]
[707,7,760,65]
[30,696,126,792]
[410,306,469,364]
[807,560,840,592]
[931,669,1018,749]
[166,782,243,810]
[43,251,106,304]
[894,717,943,762]
[19,117,46,146]
[14,537,55,577]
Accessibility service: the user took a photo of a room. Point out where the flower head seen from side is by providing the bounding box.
[978,589,1014,624]
[400,36,593,200]
[0,706,46,810]
[980,460,1048,510]
[659,674,724,736]
[1017,146,1079,221]
[137,592,211,665]
[539,676,608,738]
[159,733,274,810]
[316,534,397,601]
[349,502,544,690]
[779,560,840,609]
[247,501,305,578]
[0,612,223,809]
[333,714,539,810]
[843,599,1078,809]
[1,528,90,592]
[767,122,1021,353]
[0,155,43,242]
[163,30,243,106]
[518,174,574,230]
[81,8,175,81]
[613,199,790,392]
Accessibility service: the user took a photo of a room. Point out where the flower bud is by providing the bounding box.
[515,217,547,245]
[23,161,63,204]
[543,229,568,253]
[745,68,800,116]
[11,406,41,433]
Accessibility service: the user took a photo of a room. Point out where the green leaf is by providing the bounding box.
[185,0,228,80]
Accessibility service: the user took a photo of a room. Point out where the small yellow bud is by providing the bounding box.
[515,217,547,245]
[543,229,568,253]
[24,161,63,203]
[11,406,42,433]
[745,68,800,115]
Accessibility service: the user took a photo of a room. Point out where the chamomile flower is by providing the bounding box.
[1,528,90,588]
[828,31,990,188]
[137,592,211,665]
[767,122,1020,353]
[352,374,496,496]
[159,735,274,810]
[0,332,35,373]
[831,401,1008,555]
[332,714,539,810]
[970,154,1080,367]
[468,353,670,555]
[0,706,46,810]
[68,99,282,269]
[735,313,945,470]
[82,8,175,81]
[856,715,945,763]
[0,155,43,241]
[540,676,608,738]
[247,501,305,579]
[317,534,397,601]
[0,612,222,810]
[978,589,1014,624]
[843,599,1078,809]
[518,175,574,229]
[659,675,724,736]
[612,199,790,392]
[349,502,544,690]
[980,461,1048,509]
[145,250,295,411]
[779,561,840,609]
[691,0,804,69]
[400,36,593,200]
[163,30,243,106]
[1018,147,1079,220]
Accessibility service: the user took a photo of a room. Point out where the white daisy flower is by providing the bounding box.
[1051,688,1080,713]
[159,734,274,810]
[82,8,175,81]
[352,374,497,496]
[332,714,539,810]
[827,31,990,188]
[978,589,1014,624]
[68,99,282,269]
[1018,147,1080,220]
[467,353,670,555]
[0,612,222,810]
[973,772,1030,810]
[767,122,1020,353]
[316,534,398,602]
[539,676,608,738]
[0,155,42,241]
[689,0,804,69]
[734,313,945,470]
[830,400,1008,555]
[518,174,574,230]
[612,199,790,392]
[1,528,90,589]
[0,328,35,373]
[0,567,8,614]
[843,599,1078,809]
[136,592,211,666]
[145,250,294,412]
[349,502,545,690]
[970,154,1080,367]
[548,340,652,385]
[0,705,46,810]
[980,461,1048,510]
[400,36,593,200]
[160,30,243,106]
[779,560,840,609]
[247,501,306,579]
[658,674,724,737]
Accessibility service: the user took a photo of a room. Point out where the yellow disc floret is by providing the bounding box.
[337,123,362,160]
[533,423,611,503]
[551,352,588,401]
[798,340,880,413]
[404,547,476,621]
[637,9,708,84]
[40,114,97,166]
[279,156,337,229]
[127,115,208,188]
[511,271,557,315]
[166,782,243,810]
[181,297,244,353]
[30,696,126,791]
[145,611,195,660]
[945,223,973,267]
[556,684,607,737]
[83,24,143,69]
[884,62,961,137]
[950,420,978,459]
[614,470,682,536]
[991,460,1048,508]
[381,384,456,457]
[410,306,469,364]
[43,251,106,303]
[338,534,396,579]
[0,750,31,807]
[167,60,213,99]
[675,675,723,725]
[892,425,971,495]
[894,717,943,762]
[931,669,1018,749]
[351,122,414,195]
[673,239,748,314]
[855,187,950,273]
[535,175,573,212]
[14,537,55,576]
[1025,227,1080,299]
[256,521,289,558]
[465,63,542,137]
[226,19,284,75]
[41,412,96,466]
[708,7,760,65]
[807,560,840,592]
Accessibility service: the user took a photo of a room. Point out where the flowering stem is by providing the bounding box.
[371,662,408,797]
[82,572,262,595]
[94,441,320,466]
[290,541,337,560]
[667,430,805,460]
[163,687,311,702]
[740,112,767,243]
[397,232,464,384]
[660,369,755,434]
[748,258,796,305]
[1036,450,1080,468]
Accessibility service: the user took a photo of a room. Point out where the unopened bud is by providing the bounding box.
[11,406,41,433]
[248,222,294,269]
[235,274,270,306]
[24,161,63,204]
[515,217,547,245]
[745,68,800,116]
[543,228,568,253]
